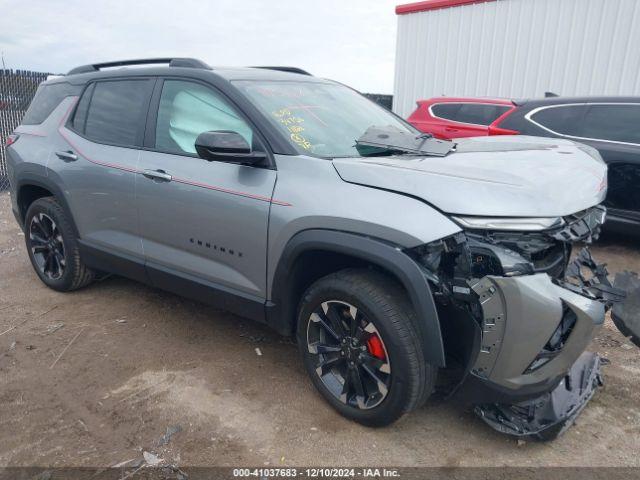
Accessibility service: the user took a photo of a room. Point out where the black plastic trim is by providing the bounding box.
[268,229,446,366]
[146,262,266,323]
[78,241,267,323]
[14,173,80,237]
[78,241,149,284]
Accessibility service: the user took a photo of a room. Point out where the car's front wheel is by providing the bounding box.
[297,269,436,427]
[24,197,94,292]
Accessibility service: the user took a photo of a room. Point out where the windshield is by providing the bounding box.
[235,80,417,157]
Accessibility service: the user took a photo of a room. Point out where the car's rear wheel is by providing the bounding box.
[24,197,94,292]
[297,269,436,426]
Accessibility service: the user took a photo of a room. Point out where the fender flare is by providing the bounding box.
[268,229,446,367]
[14,171,80,237]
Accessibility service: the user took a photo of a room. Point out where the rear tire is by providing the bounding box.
[24,197,94,292]
[296,268,436,427]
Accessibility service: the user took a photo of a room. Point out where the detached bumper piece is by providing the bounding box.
[559,248,626,306]
[612,271,640,347]
[562,248,639,346]
[474,352,603,441]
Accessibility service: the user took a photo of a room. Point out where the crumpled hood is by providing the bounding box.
[333,136,607,217]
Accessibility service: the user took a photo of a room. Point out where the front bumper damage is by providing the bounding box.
[409,206,633,440]
[475,352,603,440]
[468,250,621,440]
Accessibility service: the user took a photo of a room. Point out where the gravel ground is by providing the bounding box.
[0,192,639,468]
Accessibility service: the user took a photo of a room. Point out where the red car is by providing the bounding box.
[407,97,518,139]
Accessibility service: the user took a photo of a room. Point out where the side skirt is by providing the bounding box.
[78,241,267,324]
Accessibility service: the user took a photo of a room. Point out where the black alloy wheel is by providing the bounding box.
[306,300,392,410]
[29,212,66,280]
[24,197,95,292]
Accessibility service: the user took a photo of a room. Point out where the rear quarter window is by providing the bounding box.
[21,82,81,125]
[581,104,640,144]
[431,103,511,126]
[529,105,586,136]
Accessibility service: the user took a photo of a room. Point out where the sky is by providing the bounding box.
[0,0,402,94]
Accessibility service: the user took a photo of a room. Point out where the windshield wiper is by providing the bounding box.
[355,126,455,157]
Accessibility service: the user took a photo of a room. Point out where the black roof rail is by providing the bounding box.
[67,58,211,75]
[252,66,312,76]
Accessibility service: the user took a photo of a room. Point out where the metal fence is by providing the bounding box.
[0,69,51,191]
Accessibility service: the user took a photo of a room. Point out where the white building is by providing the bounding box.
[393,0,640,117]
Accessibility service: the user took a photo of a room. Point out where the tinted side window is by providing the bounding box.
[71,83,94,133]
[155,80,253,155]
[530,105,586,136]
[22,83,81,125]
[430,103,461,121]
[432,103,510,126]
[457,104,510,125]
[84,80,152,146]
[581,105,640,144]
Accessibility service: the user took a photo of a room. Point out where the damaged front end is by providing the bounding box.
[407,205,630,440]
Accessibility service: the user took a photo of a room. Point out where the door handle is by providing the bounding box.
[142,169,172,182]
[55,150,78,162]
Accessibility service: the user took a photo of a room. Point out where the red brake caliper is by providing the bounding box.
[366,334,386,360]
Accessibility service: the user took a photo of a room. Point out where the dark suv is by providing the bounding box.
[5,58,633,438]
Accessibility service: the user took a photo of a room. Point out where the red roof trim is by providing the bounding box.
[396,0,497,15]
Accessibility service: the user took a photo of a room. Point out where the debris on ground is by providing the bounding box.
[9,341,16,351]
[43,323,65,335]
[240,333,266,343]
[111,458,138,468]
[49,327,85,369]
[0,318,29,336]
[157,425,183,446]
[143,451,163,466]
[255,347,262,356]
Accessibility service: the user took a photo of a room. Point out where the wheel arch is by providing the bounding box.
[15,173,79,237]
[267,229,446,367]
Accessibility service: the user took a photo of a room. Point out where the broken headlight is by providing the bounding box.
[451,216,564,231]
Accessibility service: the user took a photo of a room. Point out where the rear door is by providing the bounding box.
[136,78,276,302]
[53,78,154,276]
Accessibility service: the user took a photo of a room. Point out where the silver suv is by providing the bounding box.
[5,58,629,439]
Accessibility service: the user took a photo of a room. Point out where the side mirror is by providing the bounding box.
[195,130,267,166]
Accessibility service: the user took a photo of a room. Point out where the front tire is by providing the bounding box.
[297,269,436,427]
[24,197,94,292]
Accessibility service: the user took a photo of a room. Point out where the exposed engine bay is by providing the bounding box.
[407,205,636,440]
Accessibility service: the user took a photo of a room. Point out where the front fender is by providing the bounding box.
[268,229,446,367]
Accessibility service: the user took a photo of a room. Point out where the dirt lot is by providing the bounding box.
[0,192,639,468]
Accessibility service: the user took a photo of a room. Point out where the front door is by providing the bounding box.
[136,79,276,305]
